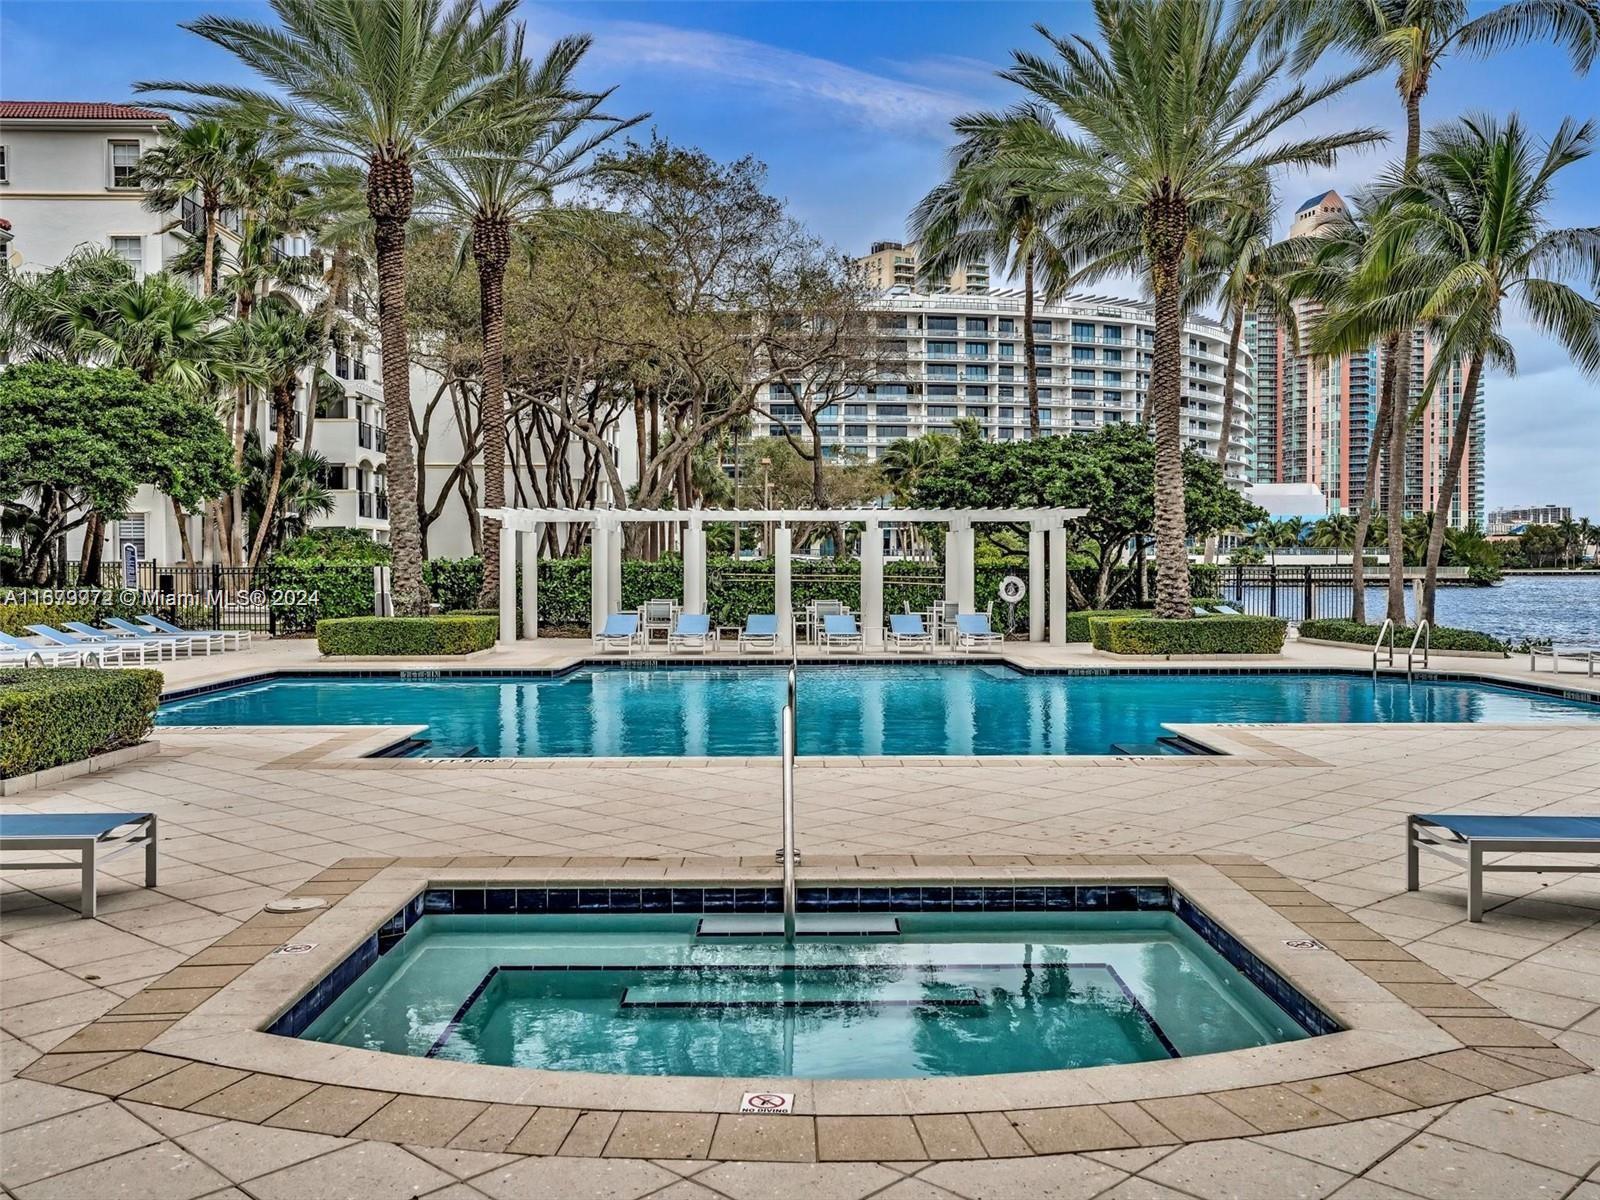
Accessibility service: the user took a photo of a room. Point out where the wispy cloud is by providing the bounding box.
[526,9,978,135]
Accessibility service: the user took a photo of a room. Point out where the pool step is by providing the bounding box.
[695,914,901,938]
[1108,737,1205,757]
[620,981,977,1008]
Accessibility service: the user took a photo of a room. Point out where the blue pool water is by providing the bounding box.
[300,913,1314,1077]
[157,666,1600,757]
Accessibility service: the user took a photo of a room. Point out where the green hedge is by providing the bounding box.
[1064,608,1150,643]
[0,668,162,778]
[1298,618,1507,655]
[317,616,499,656]
[1089,615,1288,656]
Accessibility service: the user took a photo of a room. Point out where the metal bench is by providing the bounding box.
[0,812,158,918]
[1407,813,1600,922]
[1529,644,1598,677]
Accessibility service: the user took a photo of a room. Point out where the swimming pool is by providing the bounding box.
[286,895,1330,1078]
[158,665,1600,757]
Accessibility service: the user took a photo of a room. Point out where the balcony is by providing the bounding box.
[357,421,387,452]
[357,491,388,519]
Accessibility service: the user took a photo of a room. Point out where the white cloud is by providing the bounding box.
[523,9,977,136]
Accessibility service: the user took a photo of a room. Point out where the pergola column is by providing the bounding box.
[861,517,883,649]
[683,515,706,613]
[591,519,612,633]
[774,524,793,647]
[1028,523,1046,642]
[520,524,539,639]
[497,517,516,646]
[1048,521,1069,646]
[949,518,976,612]
[606,515,622,620]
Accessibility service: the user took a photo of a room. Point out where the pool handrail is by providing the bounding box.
[781,660,798,944]
[1373,618,1396,682]
[1407,620,1431,681]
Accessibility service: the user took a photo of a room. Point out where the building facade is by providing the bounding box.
[852,241,989,295]
[1487,504,1572,534]
[1249,189,1485,529]
[764,286,1254,484]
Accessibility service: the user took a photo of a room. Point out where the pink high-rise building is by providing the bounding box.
[1249,190,1485,529]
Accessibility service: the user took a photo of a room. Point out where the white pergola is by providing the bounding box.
[480,506,1087,649]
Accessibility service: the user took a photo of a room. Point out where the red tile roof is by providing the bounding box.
[0,101,169,122]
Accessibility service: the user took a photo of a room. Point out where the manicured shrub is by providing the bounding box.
[0,668,161,778]
[1297,618,1506,655]
[423,557,485,611]
[1065,608,1150,643]
[317,615,498,656]
[1089,614,1287,656]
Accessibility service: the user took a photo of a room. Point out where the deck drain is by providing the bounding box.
[265,897,328,913]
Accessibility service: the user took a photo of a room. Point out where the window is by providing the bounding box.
[1072,389,1094,402]
[1071,321,1095,341]
[926,363,957,379]
[1072,368,1095,383]
[878,425,909,439]
[926,384,958,398]
[845,424,869,438]
[117,514,147,561]
[1103,348,1123,364]
[1103,370,1122,385]
[963,365,989,381]
[998,318,1015,334]
[927,316,958,333]
[965,406,988,419]
[963,342,988,358]
[927,340,957,357]
[0,145,8,184]
[998,365,1014,381]
[965,318,988,333]
[109,140,141,188]
[1074,409,1096,424]
[1032,320,1052,338]
[998,342,1015,358]
[965,385,988,398]
[999,407,1014,421]
[1034,345,1052,361]
[1073,347,1094,362]
[876,404,908,417]
[844,405,868,417]
[928,405,957,419]
[1035,367,1052,382]
[110,236,143,276]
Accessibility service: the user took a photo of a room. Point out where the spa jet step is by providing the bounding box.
[621,981,975,1008]
[695,914,901,938]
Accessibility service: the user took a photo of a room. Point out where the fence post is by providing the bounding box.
[1303,570,1313,622]
[211,563,222,629]
[1268,564,1278,617]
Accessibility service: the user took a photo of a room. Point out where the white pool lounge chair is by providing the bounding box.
[738,614,780,654]
[139,615,250,650]
[668,613,717,653]
[886,613,933,653]
[806,599,849,644]
[62,620,185,660]
[593,613,642,654]
[1529,644,1598,677]
[1214,604,1243,616]
[0,632,90,668]
[25,625,156,666]
[820,614,863,653]
[955,613,1003,652]
[105,617,225,655]
[1407,813,1600,922]
[640,598,679,646]
[0,812,158,918]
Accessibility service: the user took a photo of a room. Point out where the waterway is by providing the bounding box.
[1400,574,1600,645]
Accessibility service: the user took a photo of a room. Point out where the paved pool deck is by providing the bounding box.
[1,638,1598,1200]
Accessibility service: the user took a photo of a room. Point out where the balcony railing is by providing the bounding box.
[357,421,386,451]
[358,491,388,519]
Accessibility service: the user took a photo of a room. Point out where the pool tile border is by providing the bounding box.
[24,853,1590,1162]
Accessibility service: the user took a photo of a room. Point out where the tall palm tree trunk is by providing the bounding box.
[368,156,429,615]
[250,387,295,567]
[1023,253,1040,438]
[1349,346,1397,625]
[1147,195,1192,619]
[1385,333,1407,623]
[1421,351,1484,624]
[1204,301,1246,565]
[474,214,512,608]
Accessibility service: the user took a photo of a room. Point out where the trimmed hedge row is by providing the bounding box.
[1064,608,1150,643]
[0,668,162,779]
[316,615,499,657]
[1090,615,1288,656]
[1298,618,1507,655]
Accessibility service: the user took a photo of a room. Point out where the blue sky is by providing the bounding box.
[3,0,1597,515]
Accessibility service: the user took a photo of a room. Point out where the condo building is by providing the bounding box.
[853,240,989,294]
[1249,190,1485,528]
[1487,504,1572,534]
[764,278,1254,485]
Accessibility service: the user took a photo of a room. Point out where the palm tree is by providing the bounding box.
[421,28,642,606]
[242,302,333,566]
[1354,115,1600,621]
[136,117,260,297]
[879,434,955,505]
[910,103,1075,438]
[993,0,1384,617]
[242,433,336,553]
[1310,513,1356,564]
[142,0,525,614]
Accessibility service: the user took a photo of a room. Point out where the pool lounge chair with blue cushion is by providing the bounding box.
[955,613,1003,652]
[1214,604,1243,616]
[25,625,154,666]
[820,614,864,653]
[0,632,89,668]
[0,813,158,918]
[738,614,780,653]
[139,615,250,650]
[106,617,225,655]
[886,613,933,652]
[668,613,717,653]
[593,613,642,654]
[61,621,182,660]
[1407,813,1600,922]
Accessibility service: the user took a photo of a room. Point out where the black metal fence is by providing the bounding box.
[90,563,376,635]
[1219,564,1379,621]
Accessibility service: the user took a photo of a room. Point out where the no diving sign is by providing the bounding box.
[740,1092,794,1116]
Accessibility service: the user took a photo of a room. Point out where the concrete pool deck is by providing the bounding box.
[2,639,1598,1198]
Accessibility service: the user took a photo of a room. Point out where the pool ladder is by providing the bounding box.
[1373,617,1431,683]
